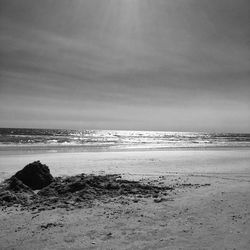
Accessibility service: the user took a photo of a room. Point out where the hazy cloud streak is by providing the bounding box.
[0,0,249,132]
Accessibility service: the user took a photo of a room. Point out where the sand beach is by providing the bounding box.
[0,148,250,249]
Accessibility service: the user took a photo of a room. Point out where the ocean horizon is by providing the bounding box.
[1,128,250,154]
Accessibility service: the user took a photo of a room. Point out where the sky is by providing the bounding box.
[0,0,249,132]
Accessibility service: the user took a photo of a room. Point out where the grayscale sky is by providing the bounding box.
[0,0,249,132]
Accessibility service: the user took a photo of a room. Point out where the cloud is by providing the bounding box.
[0,0,249,132]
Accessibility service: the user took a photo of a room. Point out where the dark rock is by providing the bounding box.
[68,181,87,192]
[0,190,18,203]
[14,161,54,190]
[105,182,120,190]
[38,186,58,197]
[8,177,33,193]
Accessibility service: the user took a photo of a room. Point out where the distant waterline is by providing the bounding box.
[0,128,250,152]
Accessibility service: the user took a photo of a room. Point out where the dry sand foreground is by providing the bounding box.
[0,173,250,250]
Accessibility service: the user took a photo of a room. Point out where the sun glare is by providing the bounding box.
[118,0,141,33]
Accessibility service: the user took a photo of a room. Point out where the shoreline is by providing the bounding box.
[1,145,250,156]
[1,148,250,182]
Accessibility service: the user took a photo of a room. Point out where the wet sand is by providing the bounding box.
[1,148,250,181]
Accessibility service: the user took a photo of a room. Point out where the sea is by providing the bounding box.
[0,128,250,153]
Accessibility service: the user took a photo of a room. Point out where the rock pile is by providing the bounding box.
[38,174,171,199]
[0,161,54,206]
[0,161,173,209]
[14,161,54,190]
